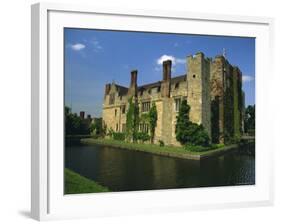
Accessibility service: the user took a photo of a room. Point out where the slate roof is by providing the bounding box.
[115,84,128,96]
[114,74,187,95]
[138,74,186,91]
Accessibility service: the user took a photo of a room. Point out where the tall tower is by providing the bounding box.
[210,56,225,143]
[187,52,211,137]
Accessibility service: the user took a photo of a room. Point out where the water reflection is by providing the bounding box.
[65,143,255,192]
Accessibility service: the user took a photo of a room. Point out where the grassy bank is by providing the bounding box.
[64,168,109,194]
[81,138,232,160]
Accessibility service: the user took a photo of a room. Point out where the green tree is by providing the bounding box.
[244,105,255,133]
[64,106,90,135]
[90,118,103,136]
[175,99,191,144]
[126,98,139,142]
[175,100,210,146]
[148,102,158,143]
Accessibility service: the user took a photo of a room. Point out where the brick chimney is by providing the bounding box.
[128,70,138,97]
[80,111,85,119]
[130,70,138,87]
[163,60,172,81]
[161,60,172,97]
[105,83,111,95]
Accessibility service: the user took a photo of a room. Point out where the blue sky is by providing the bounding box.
[65,28,255,117]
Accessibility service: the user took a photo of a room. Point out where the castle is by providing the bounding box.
[102,52,245,145]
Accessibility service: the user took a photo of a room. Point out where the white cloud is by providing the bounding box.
[156,54,185,66]
[242,75,254,83]
[79,37,103,52]
[155,55,185,73]
[70,43,85,51]
[157,55,175,65]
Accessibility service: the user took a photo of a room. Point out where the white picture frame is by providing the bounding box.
[31,2,274,221]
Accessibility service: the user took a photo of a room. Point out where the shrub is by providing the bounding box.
[107,128,114,139]
[158,140,165,147]
[136,132,150,143]
[175,100,210,147]
[112,132,126,141]
[188,124,210,147]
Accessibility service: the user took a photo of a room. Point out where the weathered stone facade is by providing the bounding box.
[102,52,245,145]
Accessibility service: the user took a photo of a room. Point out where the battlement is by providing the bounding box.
[187,52,205,62]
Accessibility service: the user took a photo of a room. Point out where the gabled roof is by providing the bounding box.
[137,74,187,91]
[171,74,186,84]
[115,84,128,96]
[113,74,187,95]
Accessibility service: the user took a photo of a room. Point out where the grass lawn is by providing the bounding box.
[64,168,109,194]
[81,138,228,160]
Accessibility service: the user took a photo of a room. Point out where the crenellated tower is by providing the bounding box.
[187,52,211,137]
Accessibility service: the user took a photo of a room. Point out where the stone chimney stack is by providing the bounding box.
[163,60,172,81]
[105,83,111,95]
[104,83,111,100]
[161,60,172,97]
[80,111,85,119]
[128,70,138,97]
[130,70,138,87]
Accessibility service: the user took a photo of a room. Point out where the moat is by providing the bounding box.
[65,143,255,192]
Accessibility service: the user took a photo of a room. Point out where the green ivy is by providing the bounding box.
[175,100,210,146]
[136,132,150,143]
[148,102,158,143]
[125,97,139,142]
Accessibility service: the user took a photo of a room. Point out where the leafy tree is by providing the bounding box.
[186,124,210,146]
[244,105,255,133]
[65,106,91,135]
[148,102,158,143]
[126,98,139,142]
[90,118,103,136]
[175,99,191,144]
[175,100,210,146]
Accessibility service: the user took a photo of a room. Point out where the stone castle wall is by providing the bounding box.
[102,52,244,145]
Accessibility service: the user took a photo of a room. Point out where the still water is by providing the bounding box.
[65,143,255,192]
